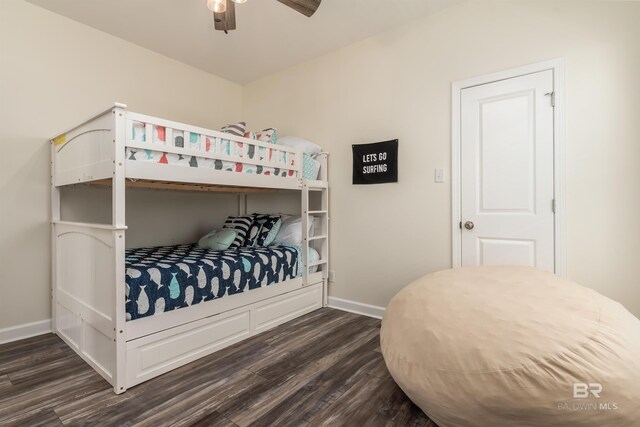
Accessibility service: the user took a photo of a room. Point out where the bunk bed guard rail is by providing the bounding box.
[51,104,304,190]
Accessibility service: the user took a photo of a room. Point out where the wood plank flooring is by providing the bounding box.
[0,308,436,426]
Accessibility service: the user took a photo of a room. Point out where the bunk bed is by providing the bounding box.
[50,103,329,394]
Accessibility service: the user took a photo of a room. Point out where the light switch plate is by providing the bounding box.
[435,169,445,183]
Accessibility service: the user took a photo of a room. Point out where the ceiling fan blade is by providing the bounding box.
[275,0,321,17]
[214,0,236,32]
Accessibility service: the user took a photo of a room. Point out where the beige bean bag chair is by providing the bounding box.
[380,266,640,427]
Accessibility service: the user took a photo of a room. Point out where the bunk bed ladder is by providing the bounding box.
[302,180,329,307]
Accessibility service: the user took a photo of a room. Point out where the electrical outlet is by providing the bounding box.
[329,271,336,283]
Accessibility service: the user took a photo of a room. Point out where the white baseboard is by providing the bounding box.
[327,297,386,319]
[0,319,52,345]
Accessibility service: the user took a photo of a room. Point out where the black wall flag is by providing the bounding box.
[352,139,398,184]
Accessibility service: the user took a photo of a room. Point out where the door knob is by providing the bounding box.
[464,221,474,230]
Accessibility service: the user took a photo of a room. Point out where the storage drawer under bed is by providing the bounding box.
[125,282,323,388]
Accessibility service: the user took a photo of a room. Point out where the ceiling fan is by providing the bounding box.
[206,0,322,33]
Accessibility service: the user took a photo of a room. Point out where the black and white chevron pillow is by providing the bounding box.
[222,215,253,249]
[221,122,246,138]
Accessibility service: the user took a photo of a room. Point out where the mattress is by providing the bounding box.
[125,244,300,321]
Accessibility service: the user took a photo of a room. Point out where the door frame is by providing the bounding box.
[451,58,566,276]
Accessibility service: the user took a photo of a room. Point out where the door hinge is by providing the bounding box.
[552,199,556,214]
[459,221,462,229]
[545,91,555,107]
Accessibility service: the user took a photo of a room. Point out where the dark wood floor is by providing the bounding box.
[0,308,436,427]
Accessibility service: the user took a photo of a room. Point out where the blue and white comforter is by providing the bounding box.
[125,244,299,321]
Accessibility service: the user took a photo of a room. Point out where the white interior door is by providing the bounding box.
[460,70,555,272]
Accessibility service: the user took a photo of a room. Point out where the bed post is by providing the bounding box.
[113,103,128,394]
[320,153,329,307]
[51,142,60,332]
[237,193,247,216]
[321,179,329,308]
[301,182,309,287]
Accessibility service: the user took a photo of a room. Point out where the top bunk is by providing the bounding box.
[51,103,328,192]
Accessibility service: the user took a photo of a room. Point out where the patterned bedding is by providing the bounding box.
[126,125,321,180]
[125,244,300,321]
[126,147,320,181]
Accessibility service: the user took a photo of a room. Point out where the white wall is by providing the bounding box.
[0,0,243,329]
[59,186,239,249]
[243,0,640,316]
[59,188,301,249]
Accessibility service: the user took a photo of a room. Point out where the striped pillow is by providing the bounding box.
[221,122,246,137]
[222,215,253,249]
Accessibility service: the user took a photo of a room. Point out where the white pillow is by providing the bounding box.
[308,246,321,274]
[277,136,322,156]
[274,215,314,246]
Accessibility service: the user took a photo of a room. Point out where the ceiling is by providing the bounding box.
[26,0,462,84]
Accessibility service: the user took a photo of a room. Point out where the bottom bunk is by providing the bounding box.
[52,221,326,393]
[125,243,309,321]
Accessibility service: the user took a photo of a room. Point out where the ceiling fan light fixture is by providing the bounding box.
[206,0,227,13]
[211,0,320,33]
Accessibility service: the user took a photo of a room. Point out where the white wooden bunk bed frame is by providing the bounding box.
[50,103,329,394]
